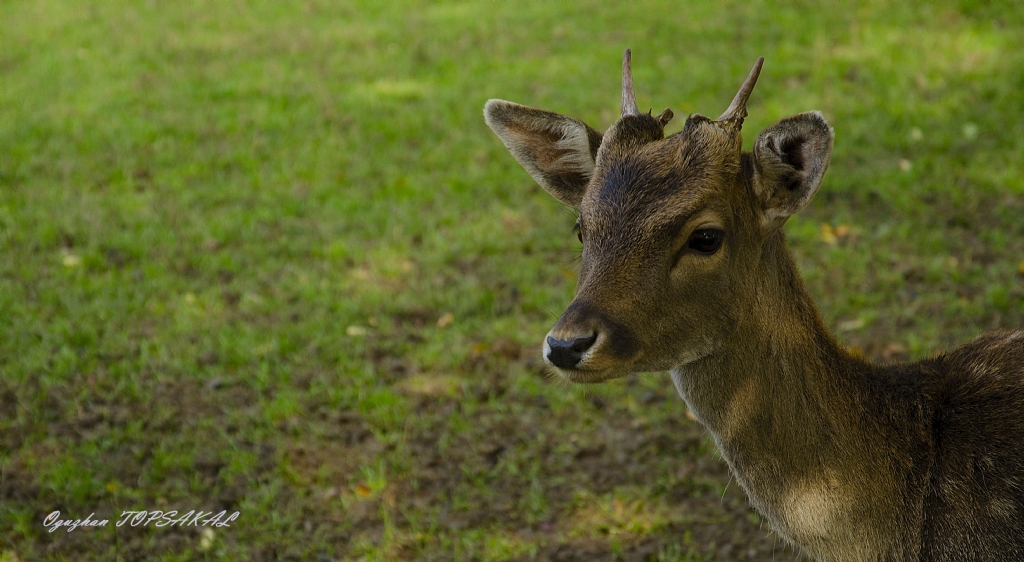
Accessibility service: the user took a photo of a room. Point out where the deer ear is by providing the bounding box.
[484,99,603,207]
[750,111,834,230]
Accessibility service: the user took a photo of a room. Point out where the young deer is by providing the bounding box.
[484,51,1024,561]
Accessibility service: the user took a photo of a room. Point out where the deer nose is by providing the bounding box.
[546,333,598,369]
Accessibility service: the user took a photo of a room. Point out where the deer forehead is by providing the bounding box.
[579,118,743,238]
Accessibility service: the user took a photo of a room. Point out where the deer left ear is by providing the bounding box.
[749,111,834,230]
[484,99,603,207]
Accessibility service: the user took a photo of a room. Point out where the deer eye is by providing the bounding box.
[572,220,583,243]
[687,229,724,255]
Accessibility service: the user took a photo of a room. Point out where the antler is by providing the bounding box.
[621,49,640,117]
[717,57,764,124]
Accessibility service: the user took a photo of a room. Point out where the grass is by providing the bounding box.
[1,1,1023,560]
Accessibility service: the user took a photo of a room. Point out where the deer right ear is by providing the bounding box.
[750,111,834,231]
[484,99,603,207]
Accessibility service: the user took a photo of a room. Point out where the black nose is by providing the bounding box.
[546,334,598,369]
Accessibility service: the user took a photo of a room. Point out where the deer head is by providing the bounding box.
[484,51,834,383]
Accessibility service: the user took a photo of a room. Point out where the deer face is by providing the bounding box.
[485,51,833,383]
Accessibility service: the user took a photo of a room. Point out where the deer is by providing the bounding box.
[483,50,1024,561]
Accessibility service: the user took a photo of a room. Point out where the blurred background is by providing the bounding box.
[1,1,1022,560]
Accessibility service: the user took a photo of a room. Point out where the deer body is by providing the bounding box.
[484,51,1024,561]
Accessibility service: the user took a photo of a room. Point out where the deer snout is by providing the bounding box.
[545,333,598,368]
[543,301,640,378]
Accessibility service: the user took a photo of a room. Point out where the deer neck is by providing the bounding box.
[671,229,874,499]
[668,232,889,553]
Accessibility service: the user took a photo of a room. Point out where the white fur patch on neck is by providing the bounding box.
[784,481,837,541]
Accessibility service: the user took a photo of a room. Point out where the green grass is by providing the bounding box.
[2,1,1023,560]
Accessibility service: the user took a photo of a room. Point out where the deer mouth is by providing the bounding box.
[549,364,631,384]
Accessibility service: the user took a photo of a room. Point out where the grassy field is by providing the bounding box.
[2,1,1023,560]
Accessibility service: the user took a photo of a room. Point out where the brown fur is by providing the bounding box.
[484,53,1024,561]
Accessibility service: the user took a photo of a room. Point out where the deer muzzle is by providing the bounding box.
[543,300,640,381]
